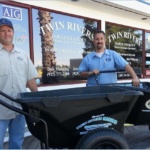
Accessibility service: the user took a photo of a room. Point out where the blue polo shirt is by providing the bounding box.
[78,49,128,86]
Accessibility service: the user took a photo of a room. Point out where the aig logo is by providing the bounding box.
[2,5,22,20]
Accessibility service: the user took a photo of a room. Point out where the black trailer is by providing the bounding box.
[0,85,142,149]
[107,82,150,126]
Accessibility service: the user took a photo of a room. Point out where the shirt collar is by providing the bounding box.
[0,43,3,50]
[92,49,110,58]
[0,43,20,53]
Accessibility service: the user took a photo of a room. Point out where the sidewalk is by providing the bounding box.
[4,125,150,149]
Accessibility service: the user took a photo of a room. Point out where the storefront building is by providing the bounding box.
[1,0,150,142]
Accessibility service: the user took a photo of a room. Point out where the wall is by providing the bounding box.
[13,0,150,31]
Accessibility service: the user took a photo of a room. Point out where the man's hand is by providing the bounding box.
[92,69,100,75]
[79,69,100,77]
[132,76,140,87]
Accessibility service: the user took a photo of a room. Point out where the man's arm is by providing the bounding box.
[79,69,100,78]
[125,64,140,87]
[79,71,94,78]
[27,78,38,92]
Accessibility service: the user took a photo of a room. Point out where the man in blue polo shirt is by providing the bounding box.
[78,30,140,87]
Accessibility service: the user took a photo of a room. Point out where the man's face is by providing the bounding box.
[0,25,14,46]
[93,33,106,50]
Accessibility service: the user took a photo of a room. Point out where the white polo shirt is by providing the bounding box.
[0,44,38,119]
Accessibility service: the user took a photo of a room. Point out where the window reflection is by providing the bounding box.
[32,9,98,85]
[0,4,30,56]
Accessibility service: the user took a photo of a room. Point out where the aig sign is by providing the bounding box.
[2,5,22,20]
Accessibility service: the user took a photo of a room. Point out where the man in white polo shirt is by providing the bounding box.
[0,18,38,149]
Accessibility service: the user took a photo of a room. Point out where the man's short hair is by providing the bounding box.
[94,30,105,39]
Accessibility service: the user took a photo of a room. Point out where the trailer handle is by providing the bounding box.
[94,69,125,85]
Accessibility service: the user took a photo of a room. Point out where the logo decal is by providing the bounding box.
[2,5,22,20]
[145,99,150,109]
[76,114,118,135]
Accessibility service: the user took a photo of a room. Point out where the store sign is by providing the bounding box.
[40,21,93,40]
[106,24,143,79]
[2,5,22,20]
[108,32,141,46]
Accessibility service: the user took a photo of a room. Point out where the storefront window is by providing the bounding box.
[145,32,150,75]
[106,24,143,79]
[0,4,30,56]
[32,9,98,85]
